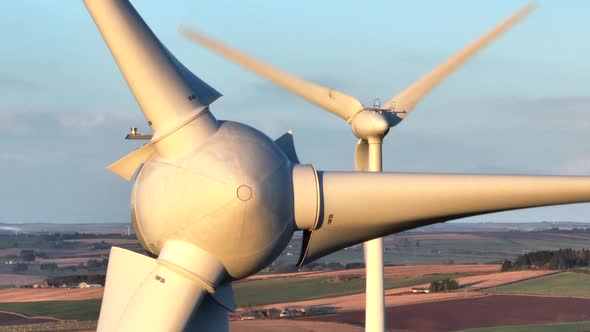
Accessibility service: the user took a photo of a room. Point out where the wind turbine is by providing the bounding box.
[179,4,535,331]
[83,1,590,331]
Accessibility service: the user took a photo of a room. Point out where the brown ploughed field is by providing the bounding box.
[307,294,590,332]
[0,288,103,303]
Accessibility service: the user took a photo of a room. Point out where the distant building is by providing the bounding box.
[78,282,102,288]
[279,308,290,318]
[59,283,78,289]
[32,281,49,289]
[411,287,430,294]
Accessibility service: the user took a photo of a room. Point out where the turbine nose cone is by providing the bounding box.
[131,121,294,280]
[351,110,391,140]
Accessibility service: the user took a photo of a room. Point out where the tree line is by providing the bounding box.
[502,248,590,271]
[429,278,459,292]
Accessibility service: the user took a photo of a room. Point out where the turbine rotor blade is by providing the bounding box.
[295,170,590,265]
[184,293,231,332]
[180,27,366,122]
[98,246,227,331]
[84,0,221,149]
[107,143,156,181]
[382,3,536,117]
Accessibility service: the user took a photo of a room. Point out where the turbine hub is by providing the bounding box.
[351,110,391,140]
[131,121,295,280]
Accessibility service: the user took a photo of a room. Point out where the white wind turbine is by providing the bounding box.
[82,1,590,331]
[179,4,535,331]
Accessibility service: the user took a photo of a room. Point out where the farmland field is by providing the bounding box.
[279,230,590,266]
[255,269,554,312]
[0,299,101,321]
[0,312,56,327]
[489,272,590,297]
[0,288,103,303]
[308,295,590,332]
[230,320,362,332]
[0,320,97,331]
[247,264,499,281]
[234,273,464,307]
[0,226,589,330]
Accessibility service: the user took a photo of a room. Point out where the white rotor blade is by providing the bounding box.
[180,27,366,122]
[382,3,535,117]
[184,293,231,332]
[107,143,156,181]
[296,171,590,264]
[98,247,223,332]
[84,0,221,137]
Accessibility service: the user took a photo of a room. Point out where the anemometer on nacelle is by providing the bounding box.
[125,127,152,140]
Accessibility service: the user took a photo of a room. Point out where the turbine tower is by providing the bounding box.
[180,4,535,331]
[83,1,590,331]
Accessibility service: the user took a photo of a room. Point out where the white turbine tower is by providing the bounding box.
[83,1,590,331]
[180,4,535,331]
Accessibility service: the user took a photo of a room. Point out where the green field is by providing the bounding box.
[489,272,590,297]
[0,299,101,321]
[457,320,590,332]
[0,321,97,332]
[234,273,463,307]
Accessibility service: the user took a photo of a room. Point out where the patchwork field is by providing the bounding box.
[234,264,504,307]
[0,226,588,331]
[270,229,590,266]
[0,271,586,332]
[235,273,468,307]
[249,264,499,281]
[254,269,554,311]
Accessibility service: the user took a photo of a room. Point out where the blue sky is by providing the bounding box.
[1,1,589,223]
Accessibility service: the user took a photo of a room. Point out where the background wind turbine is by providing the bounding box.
[180,4,535,331]
[83,1,590,331]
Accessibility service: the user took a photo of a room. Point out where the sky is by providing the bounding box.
[0,1,589,224]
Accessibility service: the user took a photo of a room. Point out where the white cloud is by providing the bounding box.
[55,111,139,130]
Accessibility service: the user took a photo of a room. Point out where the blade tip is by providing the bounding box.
[520,2,538,16]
